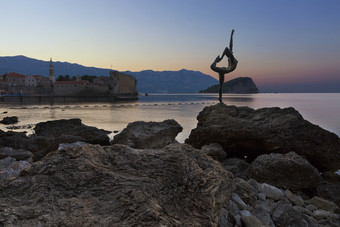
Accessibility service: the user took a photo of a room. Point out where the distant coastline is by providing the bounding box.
[0,58,138,100]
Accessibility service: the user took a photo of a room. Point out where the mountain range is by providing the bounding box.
[0,55,218,93]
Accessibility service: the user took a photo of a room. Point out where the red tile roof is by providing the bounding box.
[6,72,26,78]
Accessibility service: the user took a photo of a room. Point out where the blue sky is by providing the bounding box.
[1,0,340,91]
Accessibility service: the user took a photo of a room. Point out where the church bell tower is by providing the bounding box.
[49,58,55,84]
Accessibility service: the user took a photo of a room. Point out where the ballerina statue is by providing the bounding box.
[210,29,238,104]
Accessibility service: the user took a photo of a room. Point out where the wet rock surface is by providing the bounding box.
[0,143,234,226]
[112,119,183,149]
[186,104,340,171]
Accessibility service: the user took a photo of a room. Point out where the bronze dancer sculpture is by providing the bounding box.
[210,29,238,103]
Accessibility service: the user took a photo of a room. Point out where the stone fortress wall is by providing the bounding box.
[110,71,137,95]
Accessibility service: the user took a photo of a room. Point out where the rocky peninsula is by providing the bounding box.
[0,104,339,226]
[200,77,259,94]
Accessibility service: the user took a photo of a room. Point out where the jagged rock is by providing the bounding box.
[272,201,318,227]
[225,200,241,226]
[258,193,266,201]
[240,214,263,227]
[248,152,322,190]
[201,143,227,161]
[185,104,340,171]
[259,183,284,201]
[0,143,234,226]
[6,124,33,130]
[306,204,318,212]
[318,219,340,227]
[293,206,313,216]
[0,157,31,179]
[247,179,260,195]
[250,205,275,227]
[235,178,256,205]
[285,190,305,207]
[232,193,248,210]
[0,147,33,161]
[0,116,18,125]
[306,196,339,213]
[250,199,277,226]
[240,209,251,217]
[222,158,250,180]
[218,206,234,227]
[58,141,88,150]
[112,119,183,149]
[312,209,340,221]
[34,118,110,146]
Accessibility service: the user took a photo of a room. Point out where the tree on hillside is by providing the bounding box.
[81,75,97,83]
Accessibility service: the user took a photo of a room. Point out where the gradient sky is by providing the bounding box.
[1,0,340,91]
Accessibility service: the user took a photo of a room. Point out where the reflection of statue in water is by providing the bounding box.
[210,29,238,103]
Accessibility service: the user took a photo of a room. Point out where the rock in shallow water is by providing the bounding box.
[0,143,234,226]
[34,118,110,146]
[112,119,183,149]
[0,116,18,125]
[185,104,340,171]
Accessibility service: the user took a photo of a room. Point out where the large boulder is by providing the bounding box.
[0,116,18,125]
[112,119,183,149]
[248,152,322,190]
[34,118,110,146]
[0,143,234,226]
[186,104,340,171]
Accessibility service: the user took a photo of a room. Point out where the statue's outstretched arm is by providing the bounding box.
[229,29,235,53]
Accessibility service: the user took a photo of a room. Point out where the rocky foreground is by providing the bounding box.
[0,104,340,226]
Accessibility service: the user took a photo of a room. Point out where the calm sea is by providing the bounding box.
[0,93,339,143]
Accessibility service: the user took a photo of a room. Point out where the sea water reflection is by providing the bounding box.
[0,93,339,143]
